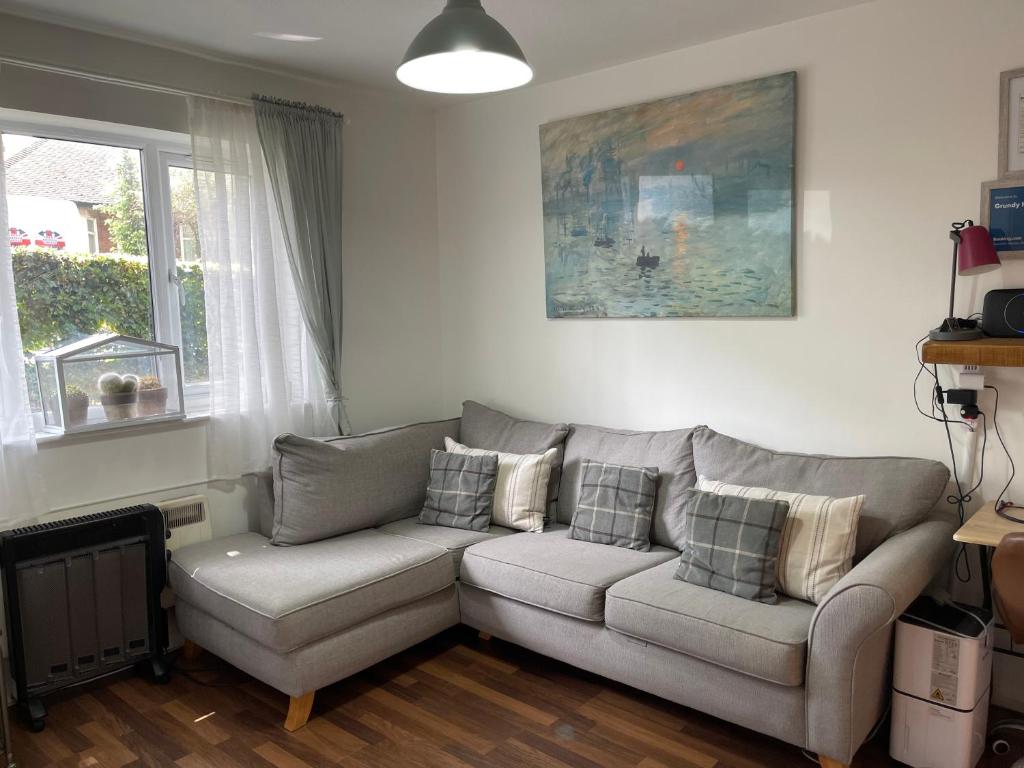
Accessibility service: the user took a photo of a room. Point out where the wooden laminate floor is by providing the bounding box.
[9,627,1021,768]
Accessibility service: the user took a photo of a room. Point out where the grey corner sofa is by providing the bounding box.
[168,401,955,767]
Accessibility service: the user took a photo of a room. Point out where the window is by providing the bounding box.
[165,160,207,388]
[1,112,209,418]
[85,217,99,254]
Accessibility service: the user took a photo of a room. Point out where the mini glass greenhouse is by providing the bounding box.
[33,334,185,434]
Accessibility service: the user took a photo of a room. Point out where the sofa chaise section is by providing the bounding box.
[169,530,454,653]
[170,528,459,727]
[171,417,467,731]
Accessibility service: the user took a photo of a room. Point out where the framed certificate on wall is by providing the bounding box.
[982,179,1024,253]
[999,67,1024,178]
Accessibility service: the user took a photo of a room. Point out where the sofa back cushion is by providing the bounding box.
[691,426,950,558]
[271,418,460,545]
[459,401,569,511]
[557,423,696,548]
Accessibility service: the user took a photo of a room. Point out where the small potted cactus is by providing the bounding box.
[137,375,168,417]
[65,385,90,428]
[98,372,139,421]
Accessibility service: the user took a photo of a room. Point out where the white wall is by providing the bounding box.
[0,14,446,533]
[434,0,1024,707]
[435,0,1024,493]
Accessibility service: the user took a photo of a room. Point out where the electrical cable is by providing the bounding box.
[986,383,1024,522]
[913,337,969,426]
[934,364,973,583]
[914,362,1022,579]
[171,657,246,688]
[913,337,945,423]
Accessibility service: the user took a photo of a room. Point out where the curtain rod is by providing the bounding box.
[0,55,253,106]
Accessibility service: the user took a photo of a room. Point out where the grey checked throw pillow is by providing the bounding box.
[420,449,498,531]
[569,459,659,551]
[674,488,790,603]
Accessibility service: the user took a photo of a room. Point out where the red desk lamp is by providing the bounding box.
[929,220,1001,341]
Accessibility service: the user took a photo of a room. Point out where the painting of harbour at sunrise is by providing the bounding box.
[540,72,795,318]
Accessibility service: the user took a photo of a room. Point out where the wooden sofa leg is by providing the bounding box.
[478,631,492,641]
[284,691,315,732]
[181,639,202,663]
[818,757,849,768]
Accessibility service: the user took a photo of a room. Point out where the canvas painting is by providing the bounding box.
[540,72,796,318]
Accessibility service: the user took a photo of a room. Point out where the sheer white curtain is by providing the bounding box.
[188,97,332,479]
[0,136,48,523]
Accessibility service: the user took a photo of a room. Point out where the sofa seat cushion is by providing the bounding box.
[605,560,814,686]
[169,530,453,653]
[460,525,676,621]
[377,516,518,571]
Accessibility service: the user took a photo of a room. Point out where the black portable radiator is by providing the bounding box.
[0,504,168,731]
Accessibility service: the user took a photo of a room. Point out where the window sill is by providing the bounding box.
[36,414,210,448]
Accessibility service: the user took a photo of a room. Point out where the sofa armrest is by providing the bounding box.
[804,518,954,764]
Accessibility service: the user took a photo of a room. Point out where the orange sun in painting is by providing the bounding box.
[674,159,686,172]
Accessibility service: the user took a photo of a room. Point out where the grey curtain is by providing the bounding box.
[253,94,349,434]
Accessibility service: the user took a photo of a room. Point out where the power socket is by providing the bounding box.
[957,365,985,390]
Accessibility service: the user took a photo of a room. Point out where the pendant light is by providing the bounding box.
[397,0,532,94]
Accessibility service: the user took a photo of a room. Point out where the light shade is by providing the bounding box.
[397,0,532,94]
[958,224,1001,276]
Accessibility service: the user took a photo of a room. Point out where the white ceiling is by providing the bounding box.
[0,0,869,101]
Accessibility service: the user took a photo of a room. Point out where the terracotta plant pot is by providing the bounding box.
[101,391,138,421]
[66,396,89,428]
[138,387,169,417]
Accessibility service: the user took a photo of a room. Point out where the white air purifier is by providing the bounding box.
[890,597,993,768]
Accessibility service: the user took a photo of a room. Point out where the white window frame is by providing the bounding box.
[0,108,208,417]
[85,216,98,254]
[158,152,209,412]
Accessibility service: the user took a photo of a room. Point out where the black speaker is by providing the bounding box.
[982,289,1024,337]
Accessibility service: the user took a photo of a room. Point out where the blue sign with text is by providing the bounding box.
[988,185,1024,252]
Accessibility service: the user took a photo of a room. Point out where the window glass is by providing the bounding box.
[168,164,207,386]
[86,217,98,254]
[4,133,154,410]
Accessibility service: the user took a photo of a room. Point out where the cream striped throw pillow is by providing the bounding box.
[697,476,864,604]
[445,437,555,532]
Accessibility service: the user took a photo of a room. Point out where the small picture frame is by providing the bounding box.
[999,67,1024,178]
[982,178,1024,253]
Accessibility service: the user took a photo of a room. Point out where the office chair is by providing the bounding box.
[991,532,1024,765]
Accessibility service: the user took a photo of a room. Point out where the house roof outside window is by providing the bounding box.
[4,138,121,205]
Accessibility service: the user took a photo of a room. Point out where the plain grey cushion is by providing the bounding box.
[169,530,453,652]
[460,525,677,621]
[377,516,519,571]
[557,423,697,548]
[606,560,814,687]
[691,426,950,557]
[459,401,569,510]
[271,418,460,545]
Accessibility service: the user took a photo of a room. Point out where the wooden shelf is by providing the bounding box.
[921,337,1024,367]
